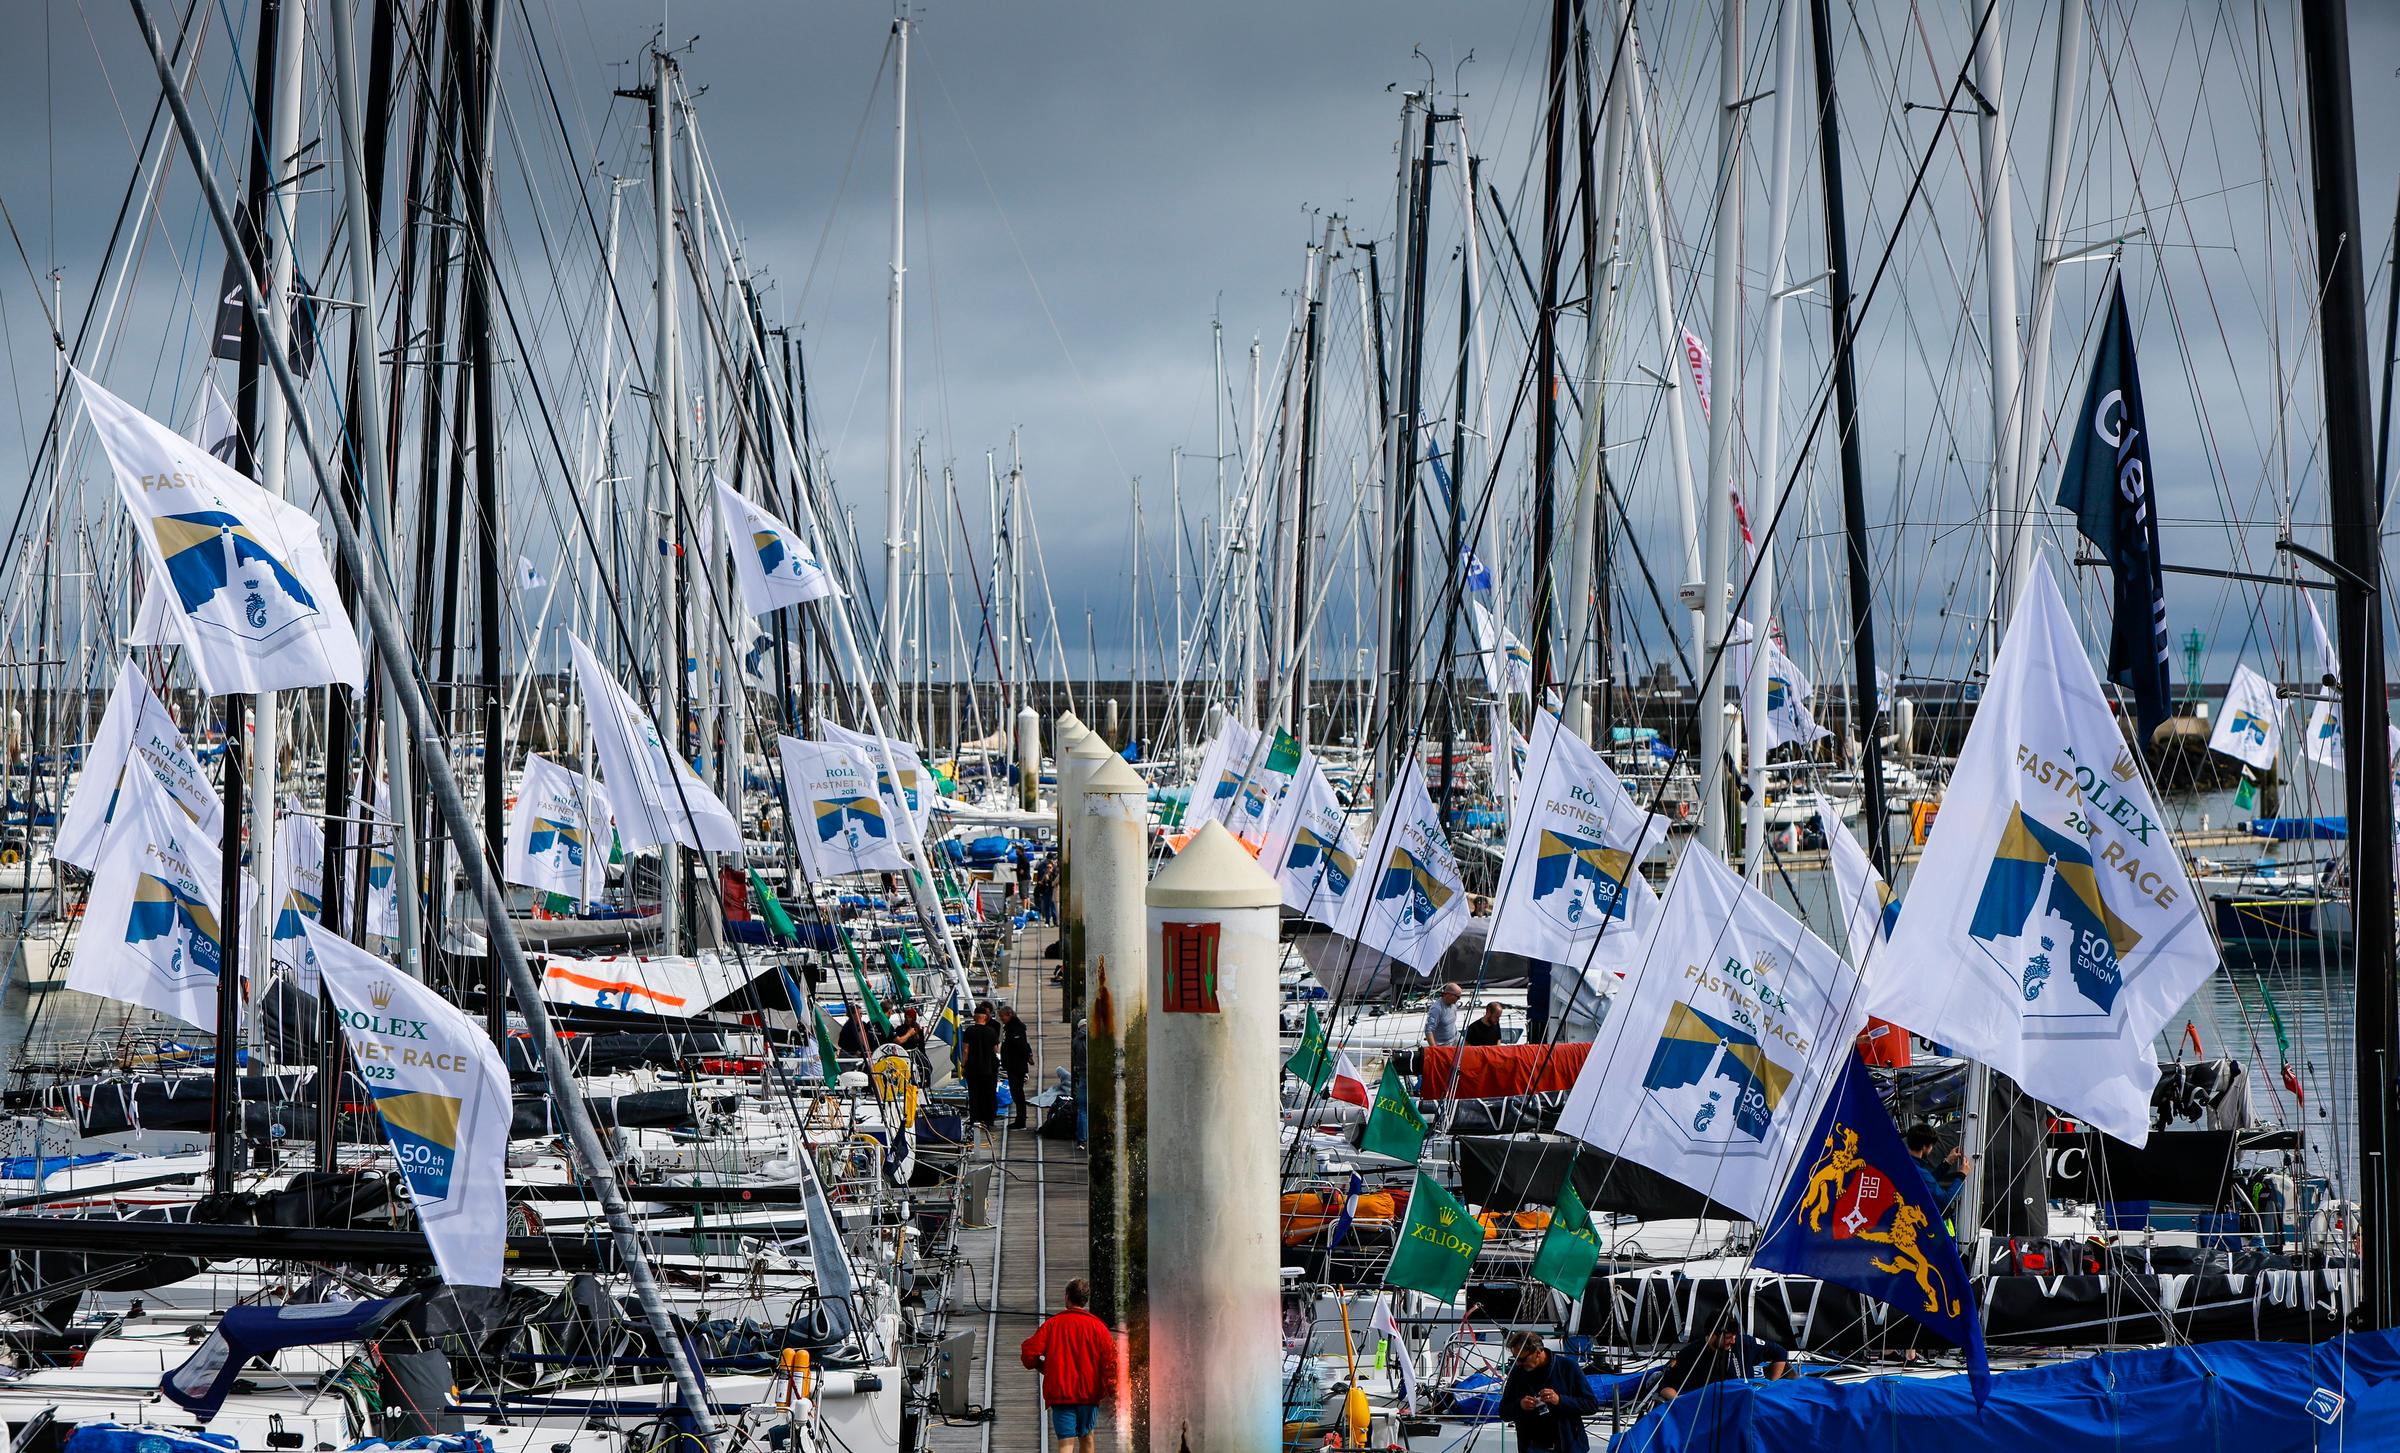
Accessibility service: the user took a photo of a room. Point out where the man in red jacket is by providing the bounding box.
[1020,1277,1116,1450]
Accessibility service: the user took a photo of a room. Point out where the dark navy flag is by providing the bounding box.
[2057,277,2172,736]
[1754,1052,1989,1401]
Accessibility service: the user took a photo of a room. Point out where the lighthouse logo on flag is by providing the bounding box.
[1286,826,1356,901]
[1967,802,2140,1018]
[1530,829,1635,932]
[1639,999,1791,1148]
[1373,847,1454,937]
[151,511,322,647]
[126,872,224,990]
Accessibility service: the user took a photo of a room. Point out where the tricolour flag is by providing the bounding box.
[1384,1171,1484,1305]
[1529,1180,1602,1297]
[503,754,612,902]
[1489,711,1667,977]
[1754,1051,1988,1400]
[822,722,936,837]
[1257,750,1364,928]
[1335,761,1469,977]
[1329,1050,1371,1108]
[76,369,363,696]
[55,660,220,871]
[1868,557,2211,1144]
[715,481,839,616]
[1737,634,1830,752]
[779,735,909,877]
[70,768,227,1027]
[568,633,742,853]
[1557,846,1864,1220]
[310,920,510,1287]
[2208,663,2281,772]
[1359,1059,1427,1163]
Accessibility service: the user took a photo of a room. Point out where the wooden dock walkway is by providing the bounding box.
[924,925,1107,1453]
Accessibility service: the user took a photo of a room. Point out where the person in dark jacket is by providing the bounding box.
[1658,1321,1790,1398]
[836,1006,871,1059]
[959,1003,1004,1129]
[1462,1002,1507,1047]
[1501,1331,1601,1452]
[998,1003,1035,1128]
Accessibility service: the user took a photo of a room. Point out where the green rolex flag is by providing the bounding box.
[884,941,913,1003]
[838,926,867,976]
[1385,1171,1484,1304]
[1286,1003,1332,1090]
[1265,727,1303,775]
[852,960,895,1039]
[748,868,798,945]
[812,1004,845,1088]
[1530,1181,1602,1296]
[1359,1060,1428,1163]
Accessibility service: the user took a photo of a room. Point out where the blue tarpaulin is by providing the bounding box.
[2249,816,2348,840]
[1612,1333,2400,1452]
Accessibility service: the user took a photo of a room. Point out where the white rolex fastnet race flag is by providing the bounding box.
[75,369,362,696]
[1870,557,2214,1144]
[1736,634,1830,752]
[503,754,612,902]
[1489,712,1668,976]
[2208,663,2281,772]
[1257,749,1365,927]
[1183,714,1261,836]
[1336,760,1469,976]
[822,721,937,839]
[1468,600,1534,699]
[568,634,742,853]
[308,920,509,1288]
[71,768,228,1028]
[269,804,326,989]
[1818,794,1897,977]
[716,481,839,616]
[55,660,221,870]
[779,734,908,877]
[1557,846,1863,1219]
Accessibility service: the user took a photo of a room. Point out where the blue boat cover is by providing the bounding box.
[1612,1333,2400,1452]
[2248,816,2347,840]
[65,1427,238,1453]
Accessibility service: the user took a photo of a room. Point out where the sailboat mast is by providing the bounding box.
[1530,0,1570,701]
[462,0,508,1037]
[646,51,685,951]
[1807,0,1890,866]
[2298,0,2399,1329]
[1696,0,1745,858]
[883,14,911,684]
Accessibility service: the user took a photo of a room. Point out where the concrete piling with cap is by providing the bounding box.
[1053,712,1089,1009]
[1013,704,1042,814]
[1142,820,1282,1453]
[1078,747,1149,1446]
[1063,731,1119,1016]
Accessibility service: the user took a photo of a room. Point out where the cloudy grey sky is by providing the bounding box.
[6,0,2400,700]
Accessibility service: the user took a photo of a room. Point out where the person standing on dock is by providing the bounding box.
[1502,1331,1600,1451]
[961,1002,1004,1129]
[1425,983,1466,1048]
[999,1003,1034,1129]
[1021,1277,1117,1452]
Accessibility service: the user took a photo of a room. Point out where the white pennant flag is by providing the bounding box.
[75,369,363,696]
[1372,1295,1419,1414]
[269,804,326,990]
[1557,846,1863,1219]
[1335,760,1469,976]
[821,722,937,838]
[1257,750,1364,927]
[356,778,402,939]
[1489,712,1667,976]
[56,660,221,870]
[1468,600,1534,699]
[779,735,908,877]
[503,754,613,902]
[2208,663,2281,772]
[518,556,546,592]
[568,634,742,853]
[310,921,510,1287]
[1736,635,1830,752]
[70,769,228,1028]
[1869,558,2213,1143]
[1183,715,1260,835]
[715,482,839,616]
[1817,793,1897,977]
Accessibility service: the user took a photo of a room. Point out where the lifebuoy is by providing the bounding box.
[1,846,25,867]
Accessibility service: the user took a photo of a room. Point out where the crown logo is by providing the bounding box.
[1752,949,1780,976]
[2110,749,2138,783]
[1437,1205,1456,1227]
[368,979,395,1010]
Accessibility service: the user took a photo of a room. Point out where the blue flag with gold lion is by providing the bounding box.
[1755,1051,1990,1401]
